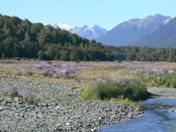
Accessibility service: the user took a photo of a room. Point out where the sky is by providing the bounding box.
[0,0,175,30]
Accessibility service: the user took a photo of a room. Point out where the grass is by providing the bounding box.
[154,73,176,88]
[110,98,143,110]
[139,73,176,88]
[0,60,176,89]
[1,60,176,109]
[64,92,74,97]
[82,81,150,101]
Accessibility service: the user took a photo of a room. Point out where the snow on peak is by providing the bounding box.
[56,22,74,31]
[53,22,107,40]
[163,19,171,25]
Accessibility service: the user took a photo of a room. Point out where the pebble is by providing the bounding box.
[0,77,143,131]
[0,106,3,111]
[55,105,60,110]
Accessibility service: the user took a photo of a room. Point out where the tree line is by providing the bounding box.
[107,46,176,62]
[0,14,176,62]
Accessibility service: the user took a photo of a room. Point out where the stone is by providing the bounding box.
[0,77,144,131]
[0,106,4,111]
[55,105,60,110]
[14,97,18,102]
[66,122,70,126]
[36,112,43,119]
[5,97,12,104]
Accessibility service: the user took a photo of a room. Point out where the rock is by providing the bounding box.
[91,128,96,132]
[128,112,132,118]
[14,97,18,102]
[66,122,70,126]
[0,77,143,131]
[55,123,62,128]
[5,97,12,104]
[55,105,60,110]
[36,112,43,119]
[0,106,4,111]
[0,98,3,103]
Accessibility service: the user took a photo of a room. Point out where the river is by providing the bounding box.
[99,97,176,132]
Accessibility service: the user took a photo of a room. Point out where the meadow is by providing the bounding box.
[1,60,176,102]
[0,60,176,89]
[0,60,176,131]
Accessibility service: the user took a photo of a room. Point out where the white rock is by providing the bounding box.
[14,97,18,102]
[66,122,70,126]
[55,106,60,110]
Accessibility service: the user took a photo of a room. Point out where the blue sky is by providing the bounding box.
[0,0,175,30]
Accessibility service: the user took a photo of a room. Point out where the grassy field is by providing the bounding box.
[0,60,175,110]
[0,60,176,89]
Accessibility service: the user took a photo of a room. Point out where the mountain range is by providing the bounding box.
[134,17,176,48]
[55,14,176,48]
[97,14,172,47]
[54,23,107,40]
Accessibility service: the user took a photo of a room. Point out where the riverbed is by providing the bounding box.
[99,87,176,132]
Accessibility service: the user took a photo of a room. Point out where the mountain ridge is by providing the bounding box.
[133,17,176,48]
[54,23,107,40]
[96,14,171,46]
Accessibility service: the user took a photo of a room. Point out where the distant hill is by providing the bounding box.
[97,14,171,46]
[133,17,176,48]
[54,23,107,40]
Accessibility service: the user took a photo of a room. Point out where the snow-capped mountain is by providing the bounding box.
[97,14,171,46]
[54,22,75,30]
[54,23,107,40]
[134,17,176,48]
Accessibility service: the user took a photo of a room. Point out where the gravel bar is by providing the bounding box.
[0,77,143,131]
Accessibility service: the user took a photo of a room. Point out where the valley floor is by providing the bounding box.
[0,76,142,131]
[0,60,176,131]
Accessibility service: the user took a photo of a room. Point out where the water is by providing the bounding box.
[99,98,176,132]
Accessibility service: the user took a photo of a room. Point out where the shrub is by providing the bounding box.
[9,86,19,98]
[82,81,150,101]
[165,74,176,88]
[42,70,53,77]
[154,73,176,88]
[25,92,36,105]
[110,98,143,110]
[127,81,150,101]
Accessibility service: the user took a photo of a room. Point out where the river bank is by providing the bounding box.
[0,61,175,131]
[0,77,142,131]
[99,87,176,132]
[147,87,176,97]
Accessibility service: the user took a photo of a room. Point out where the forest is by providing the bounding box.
[0,14,176,62]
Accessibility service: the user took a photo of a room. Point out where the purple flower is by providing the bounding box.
[25,92,35,99]
[34,63,91,79]
[25,92,36,105]
[41,68,55,77]
[9,86,19,98]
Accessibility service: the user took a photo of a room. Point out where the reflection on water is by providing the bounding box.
[99,98,176,132]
